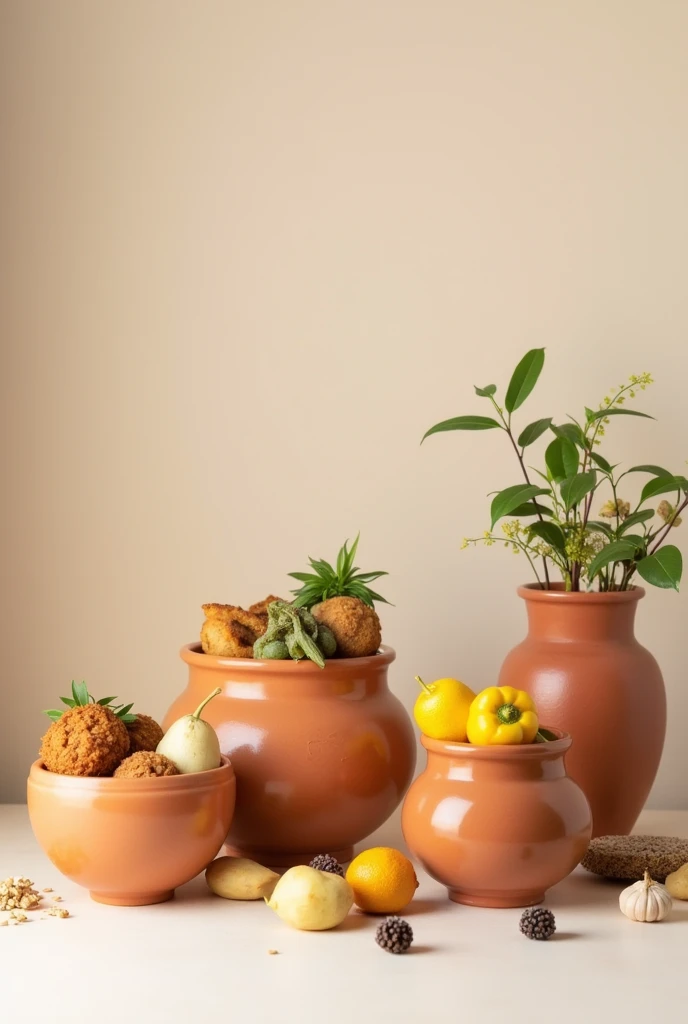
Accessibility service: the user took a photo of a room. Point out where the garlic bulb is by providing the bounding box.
[619,870,672,922]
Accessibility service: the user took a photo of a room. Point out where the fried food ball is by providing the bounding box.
[40,704,130,777]
[114,751,180,778]
[126,714,164,754]
[312,597,382,658]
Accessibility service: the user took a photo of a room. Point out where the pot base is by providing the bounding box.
[224,844,354,870]
[448,888,544,909]
[90,889,174,907]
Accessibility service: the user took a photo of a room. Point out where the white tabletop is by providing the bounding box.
[1,805,686,1024]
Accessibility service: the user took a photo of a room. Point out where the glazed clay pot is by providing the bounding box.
[499,584,666,837]
[163,644,416,867]
[27,757,235,906]
[402,731,592,908]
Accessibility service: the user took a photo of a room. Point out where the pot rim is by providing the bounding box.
[518,583,645,605]
[180,642,396,671]
[27,754,234,792]
[421,728,571,759]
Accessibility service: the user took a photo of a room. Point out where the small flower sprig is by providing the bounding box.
[423,352,685,592]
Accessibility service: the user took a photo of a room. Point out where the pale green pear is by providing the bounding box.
[156,687,222,773]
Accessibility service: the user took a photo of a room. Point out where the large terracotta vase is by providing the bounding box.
[499,584,666,837]
[402,730,592,907]
[163,644,416,867]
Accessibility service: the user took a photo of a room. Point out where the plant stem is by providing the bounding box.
[193,687,222,719]
[492,399,551,588]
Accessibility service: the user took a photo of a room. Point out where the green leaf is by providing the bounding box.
[490,484,550,529]
[288,572,319,583]
[545,437,579,483]
[351,571,388,584]
[527,521,566,554]
[584,407,595,422]
[535,727,559,743]
[517,418,552,448]
[618,509,655,534]
[587,521,614,540]
[619,534,647,551]
[60,696,76,708]
[560,470,597,511]
[43,710,63,721]
[589,452,613,473]
[116,703,134,718]
[587,540,639,580]
[504,349,545,414]
[640,476,688,503]
[508,501,553,517]
[626,465,672,478]
[72,681,89,706]
[342,534,359,578]
[120,714,138,724]
[96,696,116,706]
[474,384,497,397]
[551,423,586,448]
[636,546,682,590]
[586,408,655,424]
[421,415,502,441]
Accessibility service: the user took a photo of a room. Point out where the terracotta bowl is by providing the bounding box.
[27,756,236,906]
[401,730,592,908]
[163,644,416,867]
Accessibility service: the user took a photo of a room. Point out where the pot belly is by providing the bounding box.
[499,640,666,836]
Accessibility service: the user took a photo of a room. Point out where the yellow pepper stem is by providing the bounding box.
[415,675,433,693]
[496,703,521,725]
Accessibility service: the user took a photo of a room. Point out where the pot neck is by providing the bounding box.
[519,586,642,642]
[425,741,569,782]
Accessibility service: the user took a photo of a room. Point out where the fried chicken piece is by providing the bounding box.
[312,596,381,658]
[126,714,164,754]
[40,704,130,777]
[114,751,180,778]
[200,601,273,657]
[201,616,256,657]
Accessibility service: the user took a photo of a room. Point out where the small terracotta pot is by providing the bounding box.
[27,756,235,906]
[402,730,592,908]
[499,584,666,837]
[163,645,416,867]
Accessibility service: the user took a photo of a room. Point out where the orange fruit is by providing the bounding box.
[345,847,418,914]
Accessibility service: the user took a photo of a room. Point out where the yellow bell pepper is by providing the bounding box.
[466,686,539,745]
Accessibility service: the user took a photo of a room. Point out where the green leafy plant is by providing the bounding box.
[422,350,685,592]
[44,681,137,722]
[289,534,390,608]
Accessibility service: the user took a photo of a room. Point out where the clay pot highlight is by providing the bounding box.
[163,645,416,867]
[27,756,235,906]
[499,584,666,837]
[402,731,592,908]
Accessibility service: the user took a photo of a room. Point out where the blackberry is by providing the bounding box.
[375,916,413,954]
[519,907,556,940]
[309,854,344,877]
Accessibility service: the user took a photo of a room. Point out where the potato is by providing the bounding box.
[665,862,688,900]
[266,865,353,930]
[205,856,280,900]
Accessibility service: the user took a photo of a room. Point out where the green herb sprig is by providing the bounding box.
[44,681,137,723]
[289,534,390,608]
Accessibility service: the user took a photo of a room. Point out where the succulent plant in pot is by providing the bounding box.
[422,349,684,836]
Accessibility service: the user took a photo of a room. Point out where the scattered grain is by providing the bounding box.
[0,877,42,912]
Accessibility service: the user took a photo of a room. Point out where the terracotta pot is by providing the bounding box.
[402,730,591,907]
[27,756,235,906]
[163,644,416,867]
[499,584,666,837]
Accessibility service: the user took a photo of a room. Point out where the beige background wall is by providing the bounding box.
[1,1,687,805]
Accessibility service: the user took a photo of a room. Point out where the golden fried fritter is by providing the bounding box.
[114,751,180,778]
[200,598,284,657]
[40,704,130,777]
[201,616,257,658]
[126,714,164,754]
[312,597,381,658]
